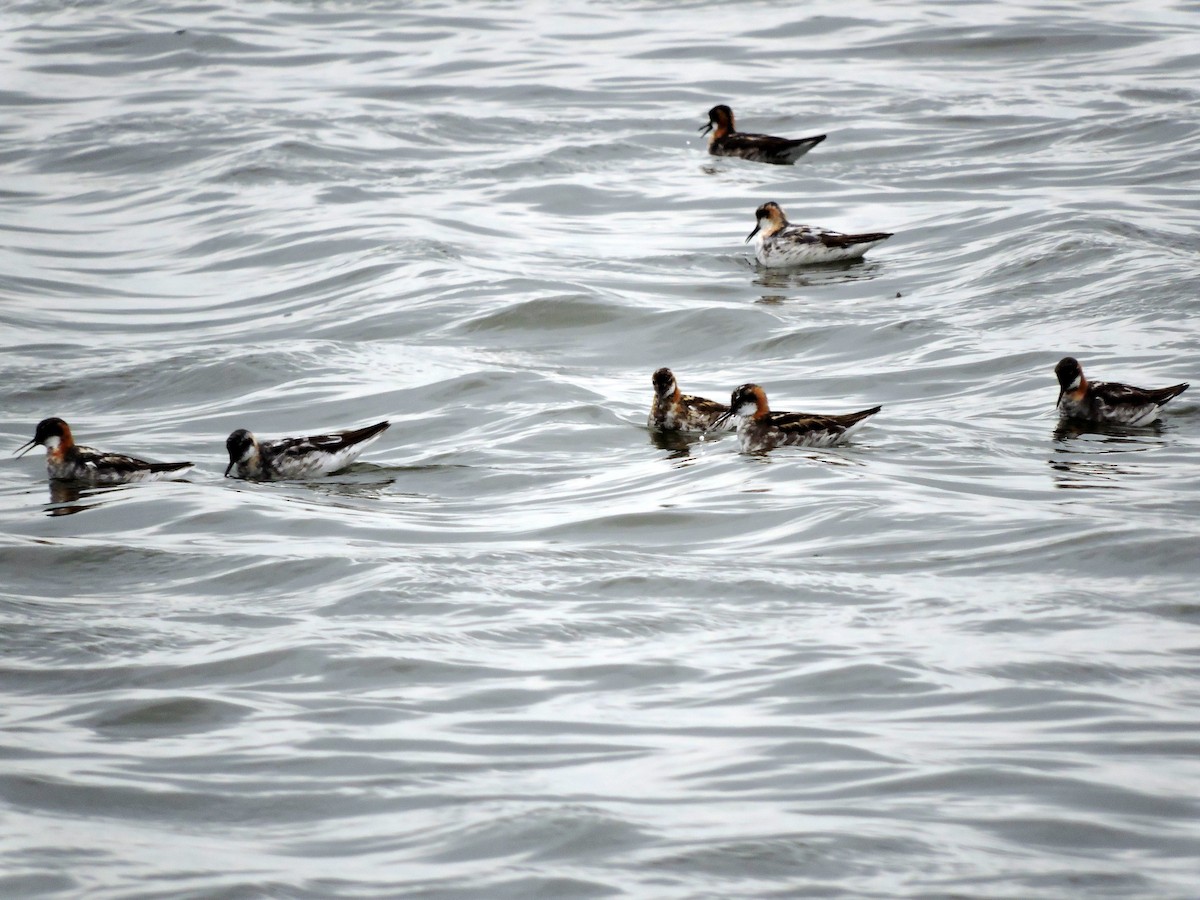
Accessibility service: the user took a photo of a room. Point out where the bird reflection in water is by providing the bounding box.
[751,258,885,293]
[648,427,705,461]
[302,470,400,501]
[1049,420,1165,490]
[44,480,111,516]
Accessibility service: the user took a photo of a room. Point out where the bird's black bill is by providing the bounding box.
[707,411,733,433]
[223,460,235,477]
[699,122,713,134]
[745,224,761,243]
[14,438,37,458]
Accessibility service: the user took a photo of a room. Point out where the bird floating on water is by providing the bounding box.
[746,201,893,267]
[14,417,192,484]
[648,367,735,433]
[711,384,881,453]
[224,420,390,481]
[1054,357,1188,426]
[700,105,825,165]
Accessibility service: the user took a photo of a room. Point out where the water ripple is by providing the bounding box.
[2,0,1199,896]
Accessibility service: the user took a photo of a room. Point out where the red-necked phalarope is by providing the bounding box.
[1055,357,1188,425]
[648,367,735,433]
[747,201,892,267]
[14,417,192,484]
[711,384,881,453]
[224,420,390,481]
[700,105,826,165]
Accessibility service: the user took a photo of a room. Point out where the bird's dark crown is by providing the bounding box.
[226,429,255,459]
[730,383,766,412]
[652,367,676,395]
[1055,357,1083,388]
[33,417,70,444]
[755,201,784,220]
[707,104,733,123]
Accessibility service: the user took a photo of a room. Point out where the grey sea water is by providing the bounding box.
[2,1,1199,897]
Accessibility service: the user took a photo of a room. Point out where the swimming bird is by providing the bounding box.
[648,367,734,433]
[1054,357,1188,426]
[700,105,826,165]
[711,384,881,453]
[14,417,193,484]
[224,420,389,481]
[747,201,893,267]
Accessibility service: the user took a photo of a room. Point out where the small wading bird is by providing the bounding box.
[1054,357,1188,425]
[648,367,735,433]
[15,417,192,484]
[224,420,390,481]
[700,104,826,165]
[747,201,893,267]
[711,384,881,453]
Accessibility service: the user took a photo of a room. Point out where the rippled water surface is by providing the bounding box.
[3,1,1200,896]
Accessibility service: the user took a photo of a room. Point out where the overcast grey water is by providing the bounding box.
[2,1,1200,897]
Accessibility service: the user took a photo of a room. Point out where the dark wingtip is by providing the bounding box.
[149,460,193,473]
[1164,383,1189,403]
[706,410,734,435]
[348,420,391,444]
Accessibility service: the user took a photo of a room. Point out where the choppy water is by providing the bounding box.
[3,1,1200,896]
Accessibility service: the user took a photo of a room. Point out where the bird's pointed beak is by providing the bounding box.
[14,438,37,458]
[707,410,734,434]
[223,460,235,477]
[699,121,713,135]
[745,223,761,243]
